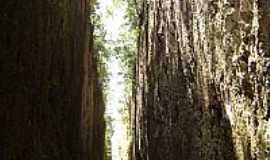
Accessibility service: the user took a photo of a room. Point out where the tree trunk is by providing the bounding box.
[0,1,104,160]
[134,0,270,160]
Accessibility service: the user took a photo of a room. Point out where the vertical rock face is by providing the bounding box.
[0,1,104,160]
[134,0,270,160]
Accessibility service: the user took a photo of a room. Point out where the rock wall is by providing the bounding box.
[134,0,270,160]
[0,1,104,160]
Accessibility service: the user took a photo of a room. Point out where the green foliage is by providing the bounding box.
[114,29,137,85]
[104,114,114,160]
[111,0,140,88]
[92,1,140,159]
[90,1,111,97]
[122,0,142,28]
[90,2,114,159]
